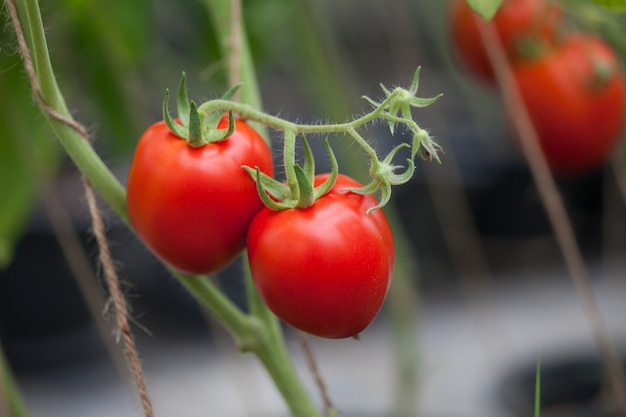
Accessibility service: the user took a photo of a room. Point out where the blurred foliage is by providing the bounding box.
[590,0,626,11]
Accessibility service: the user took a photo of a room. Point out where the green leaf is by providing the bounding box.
[467,0,505,20]
[591,0,626,11]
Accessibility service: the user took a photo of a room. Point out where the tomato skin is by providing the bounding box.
[513,35,626,174]
[126,116,274,275]
[450,0,561,82]
[247,174,394,339]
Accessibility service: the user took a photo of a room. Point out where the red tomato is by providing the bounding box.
[450,0,561,82]
[126,115,274,274]
[247,173,394,339]
[513,34,626,174]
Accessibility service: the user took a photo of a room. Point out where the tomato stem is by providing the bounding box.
[196,68,441,211]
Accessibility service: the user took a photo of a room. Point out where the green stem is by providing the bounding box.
[346,126,379,163]
[254,338,322,417]
[23,0,66,114]
[283,129,300,199]
[174,271,262,350]
[197,93,397,134]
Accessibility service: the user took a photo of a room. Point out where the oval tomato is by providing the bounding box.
[450,0,561,82]
[513,34,626,174]
[247,173,394,339]
[126,115,274,275]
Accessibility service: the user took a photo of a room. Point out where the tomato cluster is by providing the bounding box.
[127,111,394,339]
[450,0,625,175]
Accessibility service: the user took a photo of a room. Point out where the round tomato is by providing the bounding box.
[126,115,274,275]
[247,173,394,339]
[450,0,561,82]
[513,34,626,174]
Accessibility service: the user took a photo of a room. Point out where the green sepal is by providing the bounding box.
[221,83,243,101]
[364,67,442,136]
[342,141,415,213]
[313,138,338,200]
[177,72,191,124]
[294,165,315,208]
[243,166,291,201]
[246,135,340,211]
[251,167,293,211]
[382,143,415,185]
[301,136,315,181]
[187,101,204,147]
[204,110,236,143]
[163,76,239,146]
[343,179,390,214]
[412,128,442,163]
[163,89,187,139]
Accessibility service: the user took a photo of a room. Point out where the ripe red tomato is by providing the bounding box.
[450,0,561,82]
[126,115,274,275]
[513,34,626,174]
[247,173,394,339]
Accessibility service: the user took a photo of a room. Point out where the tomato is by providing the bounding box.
[126,115,274,275]
[450,0,562,82]
[513,34,626,174]
[247,173,394,339]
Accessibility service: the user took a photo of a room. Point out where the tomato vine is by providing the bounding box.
[192,67,442,211]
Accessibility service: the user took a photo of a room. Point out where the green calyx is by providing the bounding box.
[589,54,617,90]
[163,72,240,147]
[356,67,443,212]
[364,67,442,139]
[244,133,338,211]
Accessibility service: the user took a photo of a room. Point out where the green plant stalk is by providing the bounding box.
[0,343,29,417]
[198,90,401,135]
[174,272,261,349]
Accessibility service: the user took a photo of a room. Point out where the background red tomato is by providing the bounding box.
[126,115,274,275]
[513,34,626,174]
[247,173,395,339]
[450,0,561,82]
